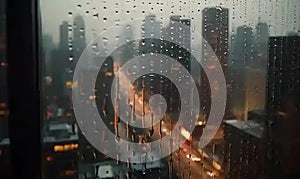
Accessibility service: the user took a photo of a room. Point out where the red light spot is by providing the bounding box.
[0,62,7,67]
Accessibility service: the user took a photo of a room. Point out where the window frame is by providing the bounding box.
[6,0,43,178]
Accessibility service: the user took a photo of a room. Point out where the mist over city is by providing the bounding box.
[0,0,300,178]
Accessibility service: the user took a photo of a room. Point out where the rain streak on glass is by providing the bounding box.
[38,0,300,178]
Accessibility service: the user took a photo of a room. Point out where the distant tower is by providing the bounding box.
[254,22,269,68]
[231,25,254,68]
[202,7,228,70]
[229,25,263,121]
[42,34,55,75]
[139,14,162,54]
[59,21,69,51]
[143,14,161,39]
[167,15,191,71]
[164,16,192,113]
[201,7,229,119]
[117,24,136,64]
[73,15,86,69]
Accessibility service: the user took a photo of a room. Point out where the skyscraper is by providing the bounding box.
[164,16,192,113]
[143,14,161,40]
[117,24,136,64]
[201,7,229,119]
[229,24,268,121]
[267,36,300,177]
[49,21,69,102]
[59,21,69,50]
[267,36,300,117]
[254,22,269,68]
[224,120,267,178]
[42,35,55,75]
[139,14,162,54]
[73,15,86,69]
[137,15,192,114]
[230,25,254,68]
[166,15,191,71]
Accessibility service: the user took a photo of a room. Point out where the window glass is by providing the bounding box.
[40,0,300,178]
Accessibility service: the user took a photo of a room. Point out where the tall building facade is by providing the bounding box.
[137,15,192,114]
[254,22,269,69]
[267,36,300,177]
[165,16,191,113]
[229,23,269,121]
[201,7,229,119]
[73,15,86,70]
[229,25,254,120]
[224,120,267,178]
[77,56,115,164]
[49,21,69,102]
[267,36,300,115]
[42,34,55,75]
[59,21,69,51]
[166,15,191,71]
[230,25,254,68]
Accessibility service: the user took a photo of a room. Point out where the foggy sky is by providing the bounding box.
[40,0,300,44]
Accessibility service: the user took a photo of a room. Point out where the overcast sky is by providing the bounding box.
[40,0,300,44]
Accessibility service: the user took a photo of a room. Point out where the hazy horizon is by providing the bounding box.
[40,0,300,45]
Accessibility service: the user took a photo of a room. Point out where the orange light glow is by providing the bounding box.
[63,170,77,176]
[65,81,73,88]
[180,127,192,141]
[54,144,78,152]
[105,72,113,77]
[46,155,52,161]
[213,161,222,171]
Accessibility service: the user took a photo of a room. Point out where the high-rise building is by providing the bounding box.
[202,7,228,70]
[59,21,69,50]
[282,0,300,35]
[224,120,267,178]
[230,25,254,68]
[117,24,136,64]
[42,34,55,75]
[254,22,269,68]
[229,23,269,121]
[243,67,266,120]
[201,7,229,119]
[137,15,192,114]
[166,15,191,71]
[73,15,86,69]
[49,21,69,102]
[139,15,162,54]
[267,36,300,177]
[143,14,161,40]
[139,15,191,71]
[229,25,255,120]
[164,16,191,113]
[267,36,300,116]
[230,67,267,121]
[78,56,114,164]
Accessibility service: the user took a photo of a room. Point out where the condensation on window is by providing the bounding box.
[40,0,300,178]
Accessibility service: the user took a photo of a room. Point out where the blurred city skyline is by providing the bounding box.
[40,0,300,44]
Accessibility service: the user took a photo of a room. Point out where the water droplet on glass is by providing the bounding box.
[93,13,99,19]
